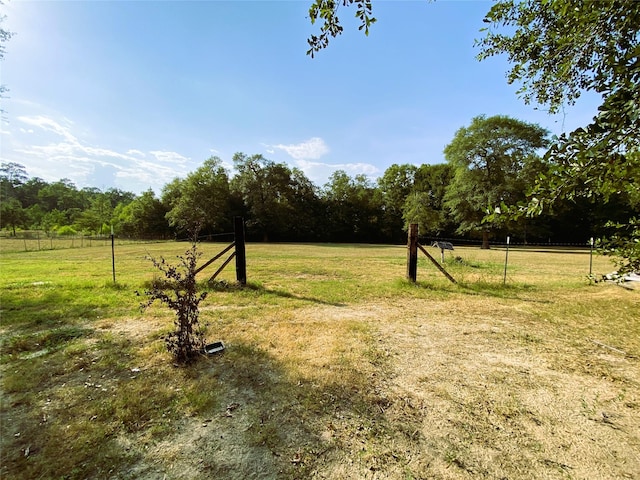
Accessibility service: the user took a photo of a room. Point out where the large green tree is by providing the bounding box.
[0,163,28,235]
[162,157,231,236]
[322,170,383,242]
[16,177,48,210]
[0,162,27,200]
[231,153,300,241]
[477,0,640,270]
[0,197,26,235]
[402,163,454,237]
[116,189,170,239]
[305,1,639,268]
[75,194,113,235]
[286,167,325,241]
[443,115,549,248]
[37,179,84,214]
[378,164,417,242]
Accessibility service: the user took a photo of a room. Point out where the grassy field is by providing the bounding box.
[1,242,638,479]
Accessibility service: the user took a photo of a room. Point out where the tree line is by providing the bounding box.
[2,115,635,246]
[2,1,637,268]
[305,0,639,271]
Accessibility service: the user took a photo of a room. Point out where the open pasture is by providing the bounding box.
[1,242,638,479]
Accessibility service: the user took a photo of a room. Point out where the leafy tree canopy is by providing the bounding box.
[443,115,549,247]
[305,1,639,267]
[306,0,377,57]
[402,163,454,237]
[162,156,231,235]
[477,0,640,270]
[476,0,639,203]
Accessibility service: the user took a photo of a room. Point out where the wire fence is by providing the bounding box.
[176,232,236,243]
[418,235,594,249]
[2,230,596,255]
[0,231,168,254]
[0,230,239,254]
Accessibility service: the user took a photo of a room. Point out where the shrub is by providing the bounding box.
[56,225,78,236]
[138,240,207,363]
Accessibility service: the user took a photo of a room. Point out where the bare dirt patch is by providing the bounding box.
[103,292,639,479]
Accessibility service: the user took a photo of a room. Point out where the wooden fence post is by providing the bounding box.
[407,223,418,282]
[234,217,247,285]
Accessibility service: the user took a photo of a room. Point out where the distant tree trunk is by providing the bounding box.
[481,230,490,249]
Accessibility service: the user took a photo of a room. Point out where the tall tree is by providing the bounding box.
[0,162,28,200]
[477,0,640,270]
[75,194,113,235]
[231,153,297,242]
[103,188,136,209]
[15,177,48,209]
[0,163,28,235]
[162,157,231,236]
[443,115,549,248]
[41,209,68,235]
[0,198,26,235]
[323,170,383,242]
[402,163,454,237]
[117,189,170,239]
[37,179,84,213]
[303,1,639,266]
[287,167,324,241]
[378,164,417,242]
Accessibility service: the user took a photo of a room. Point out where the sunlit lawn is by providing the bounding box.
[1,241,638,479]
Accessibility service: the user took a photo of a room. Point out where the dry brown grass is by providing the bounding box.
[1,242,638,479]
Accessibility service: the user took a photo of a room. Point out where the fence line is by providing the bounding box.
[0,232,170,253]
[176,232,236,243]
[417,235,594,248]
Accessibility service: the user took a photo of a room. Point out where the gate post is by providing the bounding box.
[407,223,418,282]
[234,216,247,285]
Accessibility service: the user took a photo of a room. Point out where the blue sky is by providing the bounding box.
[1,0,601,195]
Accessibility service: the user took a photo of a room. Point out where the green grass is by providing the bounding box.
[1,241,638,479]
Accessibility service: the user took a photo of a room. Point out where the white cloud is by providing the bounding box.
[270,137,329,160]
[294,159,381,186]
[17,115,79,145]
[6,114,193,193]
[115,158,183,184]
[263,137,379,185]
[149,150,190,166]
[297,159,379,176]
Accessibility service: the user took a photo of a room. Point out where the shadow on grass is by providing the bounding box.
[154,339,423,479]
[206,280,346,307]
[405,278,552,303]
[0,329,143,480]
[458,282,552,303]
[0,286,111,331]
[1,325,93,356]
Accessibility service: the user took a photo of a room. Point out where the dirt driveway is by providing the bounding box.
[127,292,639,479]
